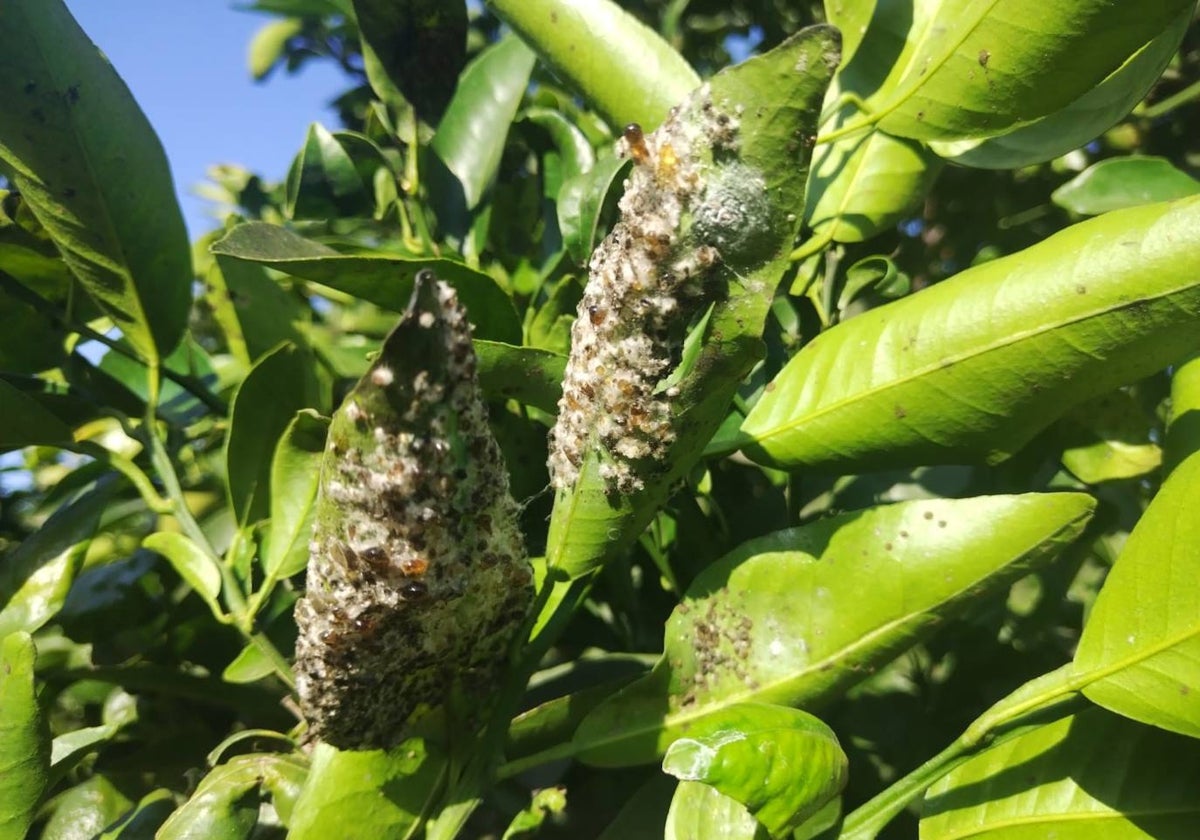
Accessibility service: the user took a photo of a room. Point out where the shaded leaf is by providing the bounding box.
[1059,389,1161,483]
[574,493,1094,765]
[1072,450,1200,738]
[0,377,72,449]
[595,774,677,840]
[289,740,445,839]
[475,340,565,414]
[558,153,629,265]
[742,197,1200,471]
[351,0,465,123]
[226,343,320,527]
[285,123,376,219]
[0,0,191,364]
[0,484,107,638]
[157,754,309,839]
[1053,156,1200,216]
[922,706,1200,839]
[489,0,699,131]
[211,222,521,343]
[49,724,121,789]
[501,787,567,840]
[661,703,846,837]
[0,632,49,840]
[263,410,328,583]
[96,789,176,839]
[430,35,536,210]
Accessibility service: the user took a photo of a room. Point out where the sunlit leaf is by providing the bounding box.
[0,632,49,840]
[1053,156,1200,216]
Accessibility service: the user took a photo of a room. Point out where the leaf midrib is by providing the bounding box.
[752,269,1196,442]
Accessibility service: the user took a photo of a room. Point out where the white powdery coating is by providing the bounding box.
[294,278,533,749]
[549,84,739,494]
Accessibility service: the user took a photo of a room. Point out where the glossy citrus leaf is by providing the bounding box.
[262,410,328,584]
[157,754,309,838]
[807,0,942,244]
[289,740,445,839]
[874,0,1193,143]
[558,152,628,265]
[97,789,176,839]
[665,782,765,840]
[430,35,536,211]
[1053,156,1200,216]
[0,484,107,638]
[488,0,699,131]
[226,343,321,527]
[921,706,1200,839]
[474,341,566,414]
[0,632,49,840]
[0,0,191,364]
[573,492,1094,765]
[211,222,522,343]
[742,197,1200,471]
[1072,450,1200,738]
[141,532,223,616]
[661,703,846,836]
[351,0,465,123]
[1059,389,1161,484]
[928,5,1191,168]
[285,123,375,219]
[522,107,597,184]
[39,774,132,840]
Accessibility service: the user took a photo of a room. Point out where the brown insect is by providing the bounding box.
[623,123,649,164]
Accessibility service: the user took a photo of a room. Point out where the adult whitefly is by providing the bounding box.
[294,270,533,750]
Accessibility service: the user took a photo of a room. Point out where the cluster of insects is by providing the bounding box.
[549,84,742,494]
[294,272,532,749]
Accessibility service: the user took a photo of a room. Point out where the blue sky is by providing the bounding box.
[63,1,350,238]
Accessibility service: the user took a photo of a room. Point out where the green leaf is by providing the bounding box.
[665,782,765,840]
[921,706,1200,839]
[836,255,911,311]
[595,774,677,840]
[1059,389,1161,484]
[222,642,277,684]
[0,484,107,638]
[0,377,72,449]
[929,6,1192,169]
[488,0,700,131]
[211,222,522,343]
[97,789,176,839]
[285,123,375,219]
[573,493,1094,765]
[351,0,465,123]
[157,754,309,838]
[263,410,328,583]
[430,35,536,210]
[805,128,942,245]
[0,0,192,364]
[474,341,566,414]
[522,108,597,183]
[742,197,1200,471]
[558,153,629,265]
[501,786,568,840]
[0,632,49,840]
[39,774,132,840]
[141,532,223,615]
[49,724,121,788]
[873,0,1193,143]
[226,343,320,527]
[248,17,304,80]
[209,254,310,366]
[808,0,942,244]
[1053,156,1200,216]
[661,703,846,837]
[527,275,582,355]
[289,740,445,839]
[1072,450,1200,738]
